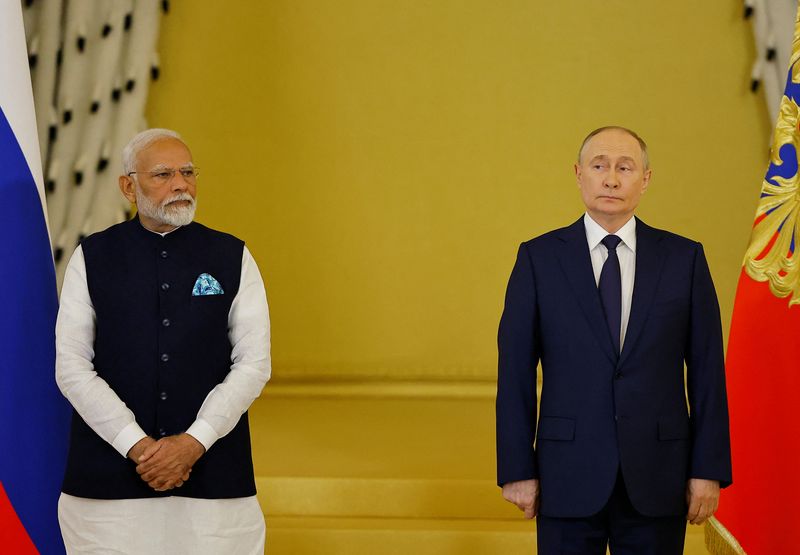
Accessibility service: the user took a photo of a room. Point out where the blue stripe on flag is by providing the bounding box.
[0,107,70,554]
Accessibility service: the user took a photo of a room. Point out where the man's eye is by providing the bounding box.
[180,169,195,178]
[619,166,631,172]
[154,172,171,179]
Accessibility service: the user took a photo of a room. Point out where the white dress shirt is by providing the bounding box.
[583,213,636,350]
[55,225,270,554]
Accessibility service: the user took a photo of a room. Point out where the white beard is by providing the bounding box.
[135,189,197,227]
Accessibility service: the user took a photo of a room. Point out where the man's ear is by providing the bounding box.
[119,175,137,204]
[575,163,582,187]
[641,168,652,193]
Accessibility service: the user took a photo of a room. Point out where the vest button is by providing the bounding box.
[160,391,168,400]
[158,428,166,437]
[162,318,171,327]
[161,282,170,291]
[615,372,623,379]
[160,353,169,362]
[160,250,168,258]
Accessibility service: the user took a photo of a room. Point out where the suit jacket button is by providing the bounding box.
[615,372,623,379]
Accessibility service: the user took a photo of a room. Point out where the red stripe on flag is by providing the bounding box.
[0,481,39,553]
[714,270,800,553]
[753,230,779,261]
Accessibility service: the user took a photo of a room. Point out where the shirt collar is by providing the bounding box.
[583,213,637,253]
[136,216,183,237]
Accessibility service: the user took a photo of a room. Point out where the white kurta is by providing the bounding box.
[55,226,271,554]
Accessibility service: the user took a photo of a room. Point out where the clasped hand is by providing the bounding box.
[127,434,205,491]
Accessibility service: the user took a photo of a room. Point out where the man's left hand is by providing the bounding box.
[686,478,720,525]
[136,433,205,491]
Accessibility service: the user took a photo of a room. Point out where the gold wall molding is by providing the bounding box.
[270,364,496,381]
[255,476,515,520]
[263,516,536,555]
[260,378,497,400]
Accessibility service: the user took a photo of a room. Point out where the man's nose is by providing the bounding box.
[604,170,619,188]
[171,174,190,191]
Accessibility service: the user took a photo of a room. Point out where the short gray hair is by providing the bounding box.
[122,128,183,175]
[578,126,649,170]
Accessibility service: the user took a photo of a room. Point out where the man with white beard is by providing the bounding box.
[55,129,270,554]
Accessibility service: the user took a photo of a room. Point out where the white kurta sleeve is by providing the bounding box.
[185,245,271,451]
[55,245,148,458]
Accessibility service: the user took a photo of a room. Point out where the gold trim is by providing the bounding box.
[267,364,496,380]
[793,7,800,83]
[704,517,747,555]
[255,476,515,520]
[742,4,800,306]
[259,378,497,399]
[743,96,800,305]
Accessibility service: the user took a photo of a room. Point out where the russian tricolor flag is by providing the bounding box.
[1,3,70,553]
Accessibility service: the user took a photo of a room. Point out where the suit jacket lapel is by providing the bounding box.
[555,218,618,365]
[619,218,666,365]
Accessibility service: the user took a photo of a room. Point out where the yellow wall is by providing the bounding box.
[148,1,769,381]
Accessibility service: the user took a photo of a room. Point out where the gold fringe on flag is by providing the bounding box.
[705,517,747,555]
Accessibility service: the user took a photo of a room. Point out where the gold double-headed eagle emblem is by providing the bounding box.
[743,19,800,307]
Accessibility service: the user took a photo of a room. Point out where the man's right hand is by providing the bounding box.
[136,434,204,491]
[127,436,191,490]
[502,479,540,519]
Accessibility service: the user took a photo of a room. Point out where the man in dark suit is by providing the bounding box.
[496,126,731,554]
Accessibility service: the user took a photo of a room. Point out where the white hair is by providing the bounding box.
[122,128,183,175]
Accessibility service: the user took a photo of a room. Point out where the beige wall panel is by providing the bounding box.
[148,1,769,380]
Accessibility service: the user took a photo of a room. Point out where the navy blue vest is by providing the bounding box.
[62,218,257,499]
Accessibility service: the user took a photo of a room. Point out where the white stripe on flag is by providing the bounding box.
[0,1,50,235]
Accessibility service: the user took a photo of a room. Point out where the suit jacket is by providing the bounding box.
[496,216,731,518]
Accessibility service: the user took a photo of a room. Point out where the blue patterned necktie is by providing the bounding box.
[599,235,623,354]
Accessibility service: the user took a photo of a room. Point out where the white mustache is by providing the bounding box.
[163,193,195,208]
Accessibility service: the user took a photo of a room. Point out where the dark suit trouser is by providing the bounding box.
[536,472,686,555]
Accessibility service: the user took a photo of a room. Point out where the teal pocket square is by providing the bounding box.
[192,273,224,296]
